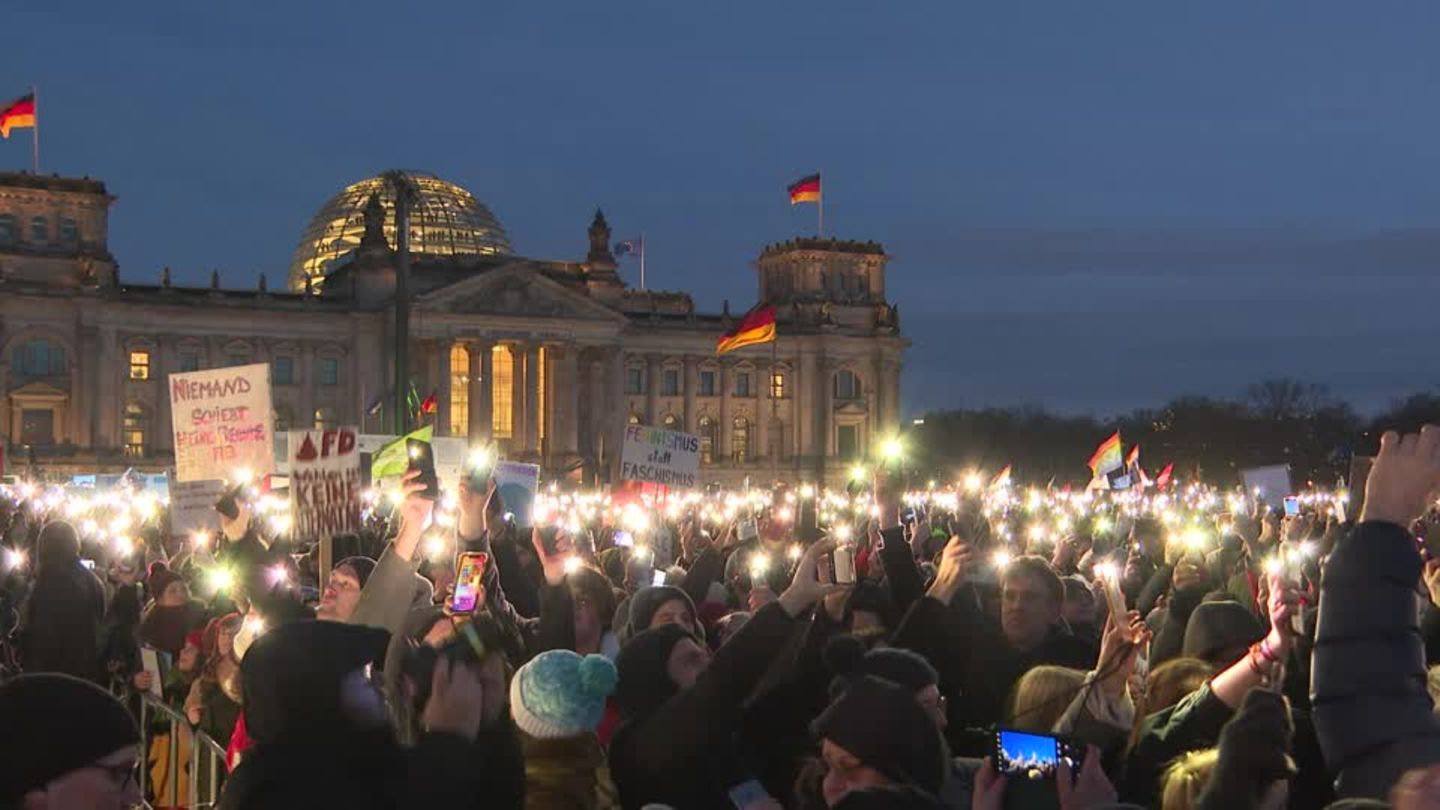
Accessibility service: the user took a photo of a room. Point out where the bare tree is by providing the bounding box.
[1246,378,1331,420]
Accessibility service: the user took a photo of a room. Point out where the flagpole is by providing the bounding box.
[30,85,38,174]
[639,233,646,291]
[817,176,824,237]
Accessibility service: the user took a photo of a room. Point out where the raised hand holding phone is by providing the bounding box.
[1361,426,1440,528]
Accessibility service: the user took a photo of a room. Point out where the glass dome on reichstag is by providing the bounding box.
[288,170,513,291]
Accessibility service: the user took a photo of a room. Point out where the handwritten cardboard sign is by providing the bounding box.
[169,364,274,483]
[288,427,362,540]
[169,479,225,540]
[620,425,701,488]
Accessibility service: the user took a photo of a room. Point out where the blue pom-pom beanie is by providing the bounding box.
[509,649,618,739]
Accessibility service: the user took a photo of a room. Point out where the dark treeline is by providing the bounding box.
[910,378,1440,487]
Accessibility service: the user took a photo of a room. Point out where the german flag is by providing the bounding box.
[787,173,821,205]
[1087,431,1123,476]
[0,93,35,139]
[716,304,777,355]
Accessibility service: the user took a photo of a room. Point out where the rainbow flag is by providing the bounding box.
[1087,432,1124,476]
[990,464,1013,489]
[787,173,821,205]
[0,93,35,139]
[716,304,777,355]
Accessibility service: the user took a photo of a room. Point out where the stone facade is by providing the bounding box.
[0,171,907,486]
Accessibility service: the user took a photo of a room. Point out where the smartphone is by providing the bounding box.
[449,551,489,615]
[1097,565,1127,626]
[994,728,1082,781]
[1283,496,1300,518]
[829,544,856,585]
[651,569,666,587]
[215,483,245,521]
[536,526,562,557]
[738,519,759,543]
[465,447,494,492]
[406,439,440,501]
[80,558,96,570]
[613,530,634,548]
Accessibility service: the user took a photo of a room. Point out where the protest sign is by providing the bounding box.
[1240,464,1292,508]
[288,427,362,541]
[493,461,540,527]
[620,425,701,488]
[169,364,274,483]
[169,479,226,539]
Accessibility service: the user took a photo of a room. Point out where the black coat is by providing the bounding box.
[20,561,105,682]
[609,601,798,810]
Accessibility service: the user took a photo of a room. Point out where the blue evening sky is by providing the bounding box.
[4,2,1440,415]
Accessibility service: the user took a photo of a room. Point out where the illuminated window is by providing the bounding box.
[661,369,680,396]
[318,357,339,386]
[128,351,150,381]
[699,370,716,397]
[537,346,546,444]
[662,413,681,430]
[734,372,752,398]
[834,370,862,401]
[491,345,513,439]
[272,356,294,385]
[30,216,47,243]
[123,404,146,457]
[770,372,786,399]
[732,417,751,463]
[449,345,470,437]
[314,407,337,431]
[698,417,717,464]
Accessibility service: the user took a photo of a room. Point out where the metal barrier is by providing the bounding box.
[138,692,228,809]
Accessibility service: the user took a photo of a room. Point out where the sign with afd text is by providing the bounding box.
[288,427,362,540]
[620,425,701,488]
[169,364,274,483]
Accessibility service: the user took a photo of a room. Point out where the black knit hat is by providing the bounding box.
[623,585,699,640]
[825,635,938,697]
[334,555,377,588]
[614,623,698,720]
[812,675,949,797]
[1182,600,1264,665]
[0,674,140,803]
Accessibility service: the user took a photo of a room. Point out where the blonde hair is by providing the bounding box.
[1129,657,1213,754]
[1160,748,1218,810]
[1008,665,1087,732]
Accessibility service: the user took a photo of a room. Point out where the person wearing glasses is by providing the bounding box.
[0,672,142,809]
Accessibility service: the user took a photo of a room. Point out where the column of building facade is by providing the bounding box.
[717,359,732,461]
[508,344,525,450]
[642,353,660,426]
[97,326,118,448]
[151,334,169,451]
[822,356,839,457]
[682,355,698,434]
[299,343,315,434]
[561,344,581,456]
[883,357,902,435]
[584,354,603,462]
[467,341,491,443]
[436,338,454,437]
[603,348,625,475]
[523,343,541,455]
[797,350,817,463]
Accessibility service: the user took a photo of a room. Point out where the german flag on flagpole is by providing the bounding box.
[0,93,35,139]
[1087,431,1124,476]
[716,304,777,355]
[787,173,821,205]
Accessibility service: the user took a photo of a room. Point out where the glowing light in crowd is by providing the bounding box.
[113,535,134,557]
[963,472,984,493]
[880,437,904,462]
[244,616,266,636]
[993,550,1012,569]
[424,535,447,558]
[191,531,211,548]
[563,556,583,574]
[850,465,868,482]
[267,566,289,586]
[788,545,802,561]
[751,553,771,577]
[208,567,235,593]
[3,548,23,570]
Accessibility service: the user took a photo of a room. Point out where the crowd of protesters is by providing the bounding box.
[6,427,1440,809]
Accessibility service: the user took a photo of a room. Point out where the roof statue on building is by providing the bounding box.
[588,209,614,264]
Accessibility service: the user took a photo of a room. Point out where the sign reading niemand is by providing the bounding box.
[621,425,701,488]
[169,364,274,483]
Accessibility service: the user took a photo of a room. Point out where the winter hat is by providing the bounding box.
[0,674,140,803]
[614,623,699,720]
[825,635,938,697]
[832,785,946,810]
[1182,601,1264,665]
[241,620,392,746]
[335,555,377,588]
[812,675,949,798]
[846,580,899,630]
[147,561,183,599]
[622,585,701,641]
[510,650,618,739]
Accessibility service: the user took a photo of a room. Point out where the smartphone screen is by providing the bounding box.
[613,530,634,548]
[738,519,758,543]
[1283,496,1300,518]
[651,570,666,586]
[831,544,856,585]
[449,551,489,615]
[80,558,96,570]
[407,439,440,500]
[994,728,1079,781]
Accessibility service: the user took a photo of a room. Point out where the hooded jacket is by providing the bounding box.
[19,524,106,682]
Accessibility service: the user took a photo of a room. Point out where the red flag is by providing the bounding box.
[1155,463,1174,490]
[419,390,437,415]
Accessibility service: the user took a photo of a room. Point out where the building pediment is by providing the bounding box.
[417,263,626,323]
[834,400,869,416]
[8,381,68,402]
